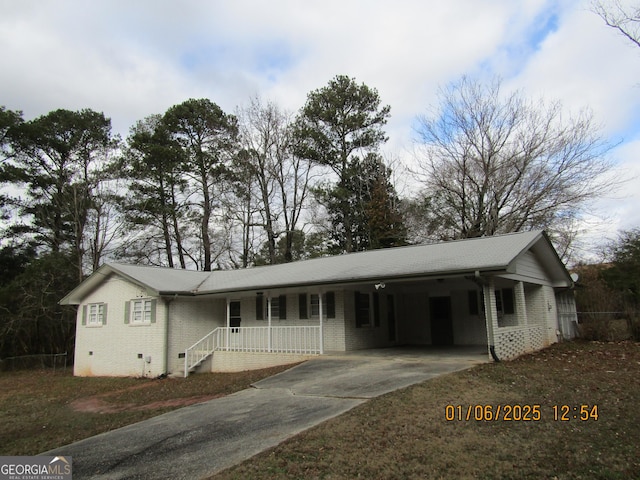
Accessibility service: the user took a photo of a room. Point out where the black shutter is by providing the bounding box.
[355,292,369,328]
[150,299,157,323]
[256,295,264,320]
[373,292,380,327]
[326,292,335,318]
[279,295,287,319]
[299,294,308,319]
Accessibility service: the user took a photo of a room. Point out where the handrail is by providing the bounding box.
[184,328,220,378]
[183,325,322,377]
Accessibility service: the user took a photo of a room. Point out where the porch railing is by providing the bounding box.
[215,326,322,354]
[184,326,321,377]
[184,328,220,378]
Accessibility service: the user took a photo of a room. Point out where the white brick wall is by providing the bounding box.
[211,351,313,372]
[74,272,563,375]
[490,282,560,360]
[396,281,488,347]
[167,296,226,374]
[451,289,487,345]
[74,274,168,377]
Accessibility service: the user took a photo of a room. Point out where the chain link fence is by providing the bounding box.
[0,352,69,372]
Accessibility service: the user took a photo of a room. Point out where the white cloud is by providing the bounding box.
[1,0,639,257]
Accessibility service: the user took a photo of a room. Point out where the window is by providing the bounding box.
[125,299,155,325]
[310,294,320,317]
[300,292,335,319]
[270,295,287,320]
[131,299,153,324]
[495,288,515,315]
[89,303,105,325]
[257,295,287,320]
[83,303,106,326]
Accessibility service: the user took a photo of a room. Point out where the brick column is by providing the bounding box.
[514,281,530,349]
[482,278,499,361]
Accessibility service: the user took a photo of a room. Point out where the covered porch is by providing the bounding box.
[182,271,564,375]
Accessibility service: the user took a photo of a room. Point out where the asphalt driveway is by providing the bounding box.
[46,347,486,479]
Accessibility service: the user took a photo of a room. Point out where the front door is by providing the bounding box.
[429,296,453,345]
[229,301,241,333]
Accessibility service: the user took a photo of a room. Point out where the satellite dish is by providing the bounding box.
[570,273,579,282]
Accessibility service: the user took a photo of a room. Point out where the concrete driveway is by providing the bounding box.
[46,347,486,479]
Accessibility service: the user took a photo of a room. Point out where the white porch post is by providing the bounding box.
[515,281,528,326]
[482,278,499,361]
[267,294,272,352]
[514,281,530,350]
[225,298,230,351]
[318,292,324,354]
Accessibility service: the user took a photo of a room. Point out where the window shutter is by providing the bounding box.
[326,292,335,318]
[124,301,130,324]
[102,303,108,325]
[82,305,87,326]
[355,291,369,328]
[279,295,287,319]
[256,295,264,320]
[150,299,157,323]
[299,294,308,319]
[373,292,380,327]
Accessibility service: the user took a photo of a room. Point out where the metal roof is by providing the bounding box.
[60,230,571,304]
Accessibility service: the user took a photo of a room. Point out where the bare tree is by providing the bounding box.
[235,97,314,264]
[593,0,640,49]
[413,76,614,250]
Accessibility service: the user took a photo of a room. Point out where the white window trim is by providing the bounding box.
[87,303,104,327]
[131,299,153,325]
[310,294,321,318]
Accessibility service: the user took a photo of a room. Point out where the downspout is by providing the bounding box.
[489,345,500,363]
[267,294,272,352]
[163,295,175,375]
[476,271,500,363]
[318,292,324,354]
[226,298,230,350]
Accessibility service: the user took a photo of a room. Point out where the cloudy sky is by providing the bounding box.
[1,0,639,257]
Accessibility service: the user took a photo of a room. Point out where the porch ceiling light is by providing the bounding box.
[375,282,386,290]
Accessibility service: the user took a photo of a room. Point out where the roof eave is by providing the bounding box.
[59,263,162,305]
[186,267,511,297]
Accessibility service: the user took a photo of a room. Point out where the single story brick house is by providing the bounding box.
[60,230,578,377]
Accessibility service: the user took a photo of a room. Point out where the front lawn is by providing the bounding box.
[213,341,640,479]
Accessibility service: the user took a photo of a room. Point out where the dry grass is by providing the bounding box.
[213,341,640,480]
[2,342,638,479]
[0,364,296,456]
